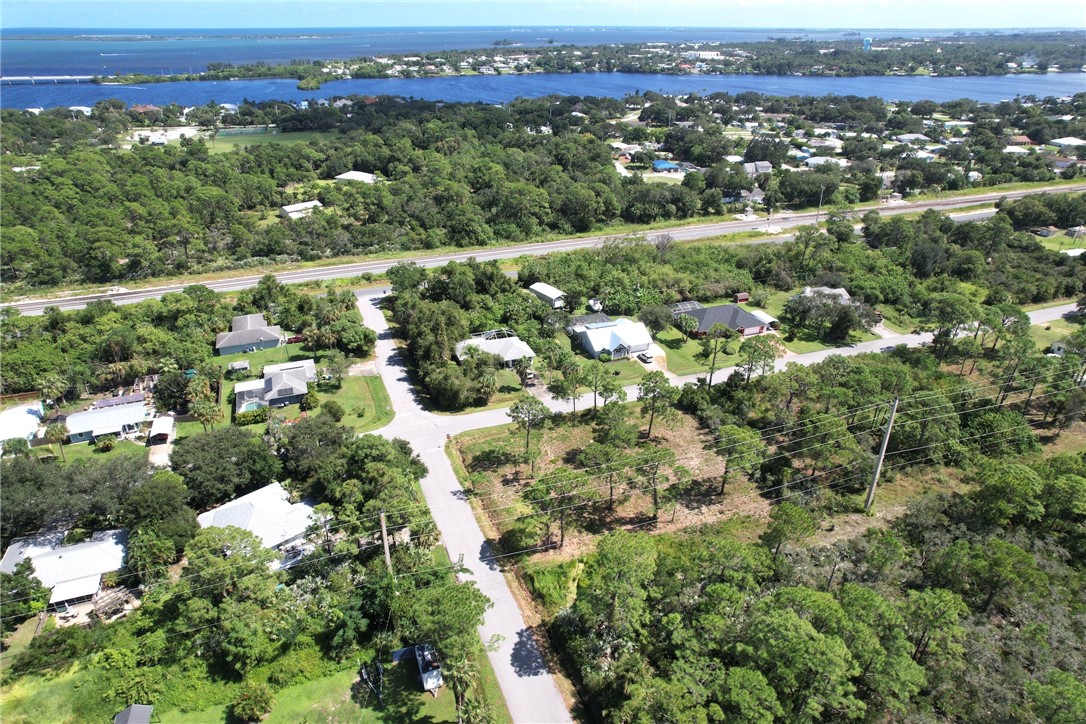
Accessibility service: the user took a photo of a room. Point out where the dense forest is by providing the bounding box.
[2,92,1084,290]
[555,452,1086,722]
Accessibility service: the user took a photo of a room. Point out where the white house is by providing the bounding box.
[454,331,535,368]
[335,170,378,184]
[279,200,323,220]
[1050,137,1086,149]
[805,156,848,169]
[65,402,150,444]
[1003,145,1030,156]
[0,402,44,452]
[197,483,315,569]
[576,318,652,359]
[0,529,128,609]
[528,282,566,309]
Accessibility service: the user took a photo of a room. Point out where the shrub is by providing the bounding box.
[232,680,274,722]
[301,390,320,411]
[598,352,612,362]
[95,436,116,452]
[235,407,271,426]
[320,400,345,422]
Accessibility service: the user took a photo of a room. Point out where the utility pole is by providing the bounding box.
[815,184,826,225]
[379,509,393,574]
[864,397,899,514]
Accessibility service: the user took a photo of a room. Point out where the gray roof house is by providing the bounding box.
[742,161,773,178]
[215,313,283,356]
[528,282,566,309]
[233,359,317,413]
[1,529,128,608]
[673,303,769,337]
[114,705,154,724]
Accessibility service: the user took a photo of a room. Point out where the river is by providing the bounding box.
[2,71,1084,109]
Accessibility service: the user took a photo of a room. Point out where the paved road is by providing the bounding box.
[7,185,1083,315]
[354,291,572,724]
[353,285,1075,723]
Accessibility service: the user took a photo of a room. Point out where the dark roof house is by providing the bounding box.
[676,303,768,337]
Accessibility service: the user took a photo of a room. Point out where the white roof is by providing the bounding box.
[1003,145,1029,154]
[455,336,535,364]
[263,359,317,380]
[1061,248,1085,257]
[805,156,847,168]
[198,483,315,553]
[149,416,175,437]
[335,170,378,183]
[528,282,565,300]
[65,402,148,437]
[1050,137,1085,147]
[0,402,43,444]
[281,200,323,213]
[749,309,779,325]
[581,318,653,355]
[234,378,266,394]
[0,529,128,603]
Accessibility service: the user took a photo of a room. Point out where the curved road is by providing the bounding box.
[6,185,1083,315]
[356,282,1076,723]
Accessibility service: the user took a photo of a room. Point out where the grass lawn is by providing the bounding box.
[0,620,38,675]
[199,130,340,154]
[739,290,792,320]
[321,375,395,432]
[159,663,459,724]
[655,327,741,376]
[1031,317,1077,352]
[778,328,880,355]
[36,438,148,465]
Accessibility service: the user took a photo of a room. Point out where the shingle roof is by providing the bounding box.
[197,483,315,552]
[686,304,766,334]
[0,529,128,604]
[215,314,283,351]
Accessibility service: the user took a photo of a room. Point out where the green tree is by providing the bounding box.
[573,531,658,652]
[937,537,1046,613]
[0,560,49,637]
[638,371,678,438]
[581,359,625,411]
[737,335,783,384]
[697,323,738,386]
[639,304,674,337]
[507,394,551,455]
[171,427,282,509]
[126,529,176,583]
[1026,669,1086,724]
[524,466,593,548]
[232,680,275,722]
[44,422,69,462]
[321,348,349,387]
[716,424,767,495]
[715,667,784,724]
[761,502,817,558]
[189,398,223,433]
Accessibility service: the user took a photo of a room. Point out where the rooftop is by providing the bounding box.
[0,529,128,604]
[197,483,315,559]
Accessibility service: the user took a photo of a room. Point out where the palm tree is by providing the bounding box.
[190,399,223,432]
[45,422,69,462]
[38,372,69,408]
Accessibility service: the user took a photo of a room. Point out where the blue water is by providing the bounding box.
[2,71,1084,109]
[0,26,980,77]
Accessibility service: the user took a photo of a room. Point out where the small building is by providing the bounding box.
[674,303,768,337]
[0,401,44,453]
[749,309,781,330]
[0,529,128,610]
[893,133,930,144]
[805,156,847,169]
[197,482,315,569]
[65,402,149,444]
[233,359,317,414]
[148,416,175,445]
[215,313,283,356]
[733,292,750,303]
[335,170,378,184]
[1003,145,1030,156]
[279,200,323,220]
[454,331,535,368]
[575,318,652,359]
[114,705,154,724]
[1030,226,1061,237]
[652,160,681,173]
[227,360,251,374]
[528,282,566,309]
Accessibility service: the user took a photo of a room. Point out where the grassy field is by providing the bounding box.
[37,438,148,465]
[655,327,741,376]
[1030,317,1077,352]
[193,130,340,154]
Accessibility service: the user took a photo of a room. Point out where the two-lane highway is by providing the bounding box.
[4,185,1083,315]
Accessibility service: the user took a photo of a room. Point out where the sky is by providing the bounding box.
[2,0,1085,30]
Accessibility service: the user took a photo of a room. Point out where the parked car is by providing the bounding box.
[637,352,653,364]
